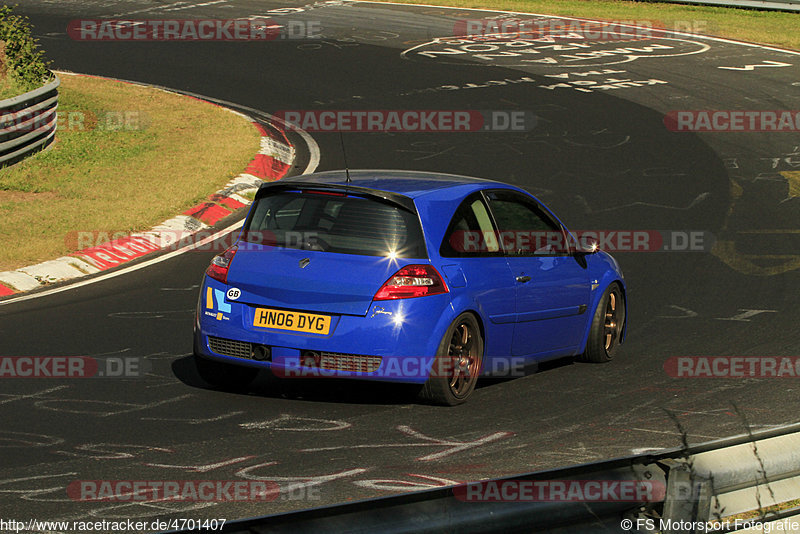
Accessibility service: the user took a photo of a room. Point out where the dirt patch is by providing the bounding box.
[0,190,59,203]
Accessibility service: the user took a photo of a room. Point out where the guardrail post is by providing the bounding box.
[660,459,715,533]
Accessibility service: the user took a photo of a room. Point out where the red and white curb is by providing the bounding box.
[0,115,295,297]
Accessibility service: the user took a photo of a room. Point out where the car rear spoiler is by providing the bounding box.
[255,181,418,213]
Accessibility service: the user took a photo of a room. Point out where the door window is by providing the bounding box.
[485,191,567,256]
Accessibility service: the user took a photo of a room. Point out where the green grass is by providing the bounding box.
[0,74,27,100]
[373,0,800,50]
[0,73,260,271]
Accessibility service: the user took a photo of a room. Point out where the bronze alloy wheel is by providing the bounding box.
[420,312,484,405]
[447,320,481,398]
[604,291,619,351]
[580,282,625,363]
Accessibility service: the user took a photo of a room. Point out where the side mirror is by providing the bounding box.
[574,241,598,255]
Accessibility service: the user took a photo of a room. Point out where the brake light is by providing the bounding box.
[206,245,237,284]
[303,189,346,197]
[374,264,449,300]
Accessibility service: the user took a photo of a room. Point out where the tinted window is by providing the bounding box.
[243,191,426,258]
[440,194,502,257]
[485,191,566,255]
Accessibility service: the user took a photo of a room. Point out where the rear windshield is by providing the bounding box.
[242,190,427,258]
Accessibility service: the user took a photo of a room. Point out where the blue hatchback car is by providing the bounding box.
[193,170,626,405]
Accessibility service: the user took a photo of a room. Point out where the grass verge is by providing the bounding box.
[0,74,26,101]
[372,0,800,51]
[0,73,260,271]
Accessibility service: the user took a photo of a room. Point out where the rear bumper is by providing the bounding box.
[194,277,455,384]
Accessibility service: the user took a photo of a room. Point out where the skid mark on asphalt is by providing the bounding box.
[109,1,227,17]
[657,305,699,319]
[34,394,193,417]
[0,385,69,406]
[0,473,77,500]
[159,285,199,291]
[301,425,514,461]
[163,0,228,11]
[0,431,64,447]
[145,455,256,472]
[657,305,780,321]
[240,414,352,431]
[84,500,218,520]
[142,411,244,424]
[54,443,174,459]
[629,427,720,440]
[354,474,460,491]
[236,465,369,493]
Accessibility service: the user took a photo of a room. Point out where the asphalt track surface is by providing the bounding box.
[3,1,800,530]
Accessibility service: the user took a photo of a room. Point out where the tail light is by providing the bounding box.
[206,245,237,284]
[374,264,449,300]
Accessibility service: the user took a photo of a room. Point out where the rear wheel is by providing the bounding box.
[194,353,258,389]
[420,313,484,406]
[580,282,625,363]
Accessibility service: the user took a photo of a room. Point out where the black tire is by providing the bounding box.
[194,353,258,390]
[580,282,625,363]
[419,313,484,406]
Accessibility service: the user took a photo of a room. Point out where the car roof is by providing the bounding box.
[282,169,513,198]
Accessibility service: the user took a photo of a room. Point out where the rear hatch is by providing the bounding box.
[225,186,427,316]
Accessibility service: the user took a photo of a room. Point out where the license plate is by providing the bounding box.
[253,308,331,335]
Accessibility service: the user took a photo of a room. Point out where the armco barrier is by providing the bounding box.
[0,75,59,168]
[165,422,800,533]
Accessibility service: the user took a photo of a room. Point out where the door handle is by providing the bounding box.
[516,275,531,283]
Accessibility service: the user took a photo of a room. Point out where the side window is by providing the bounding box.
[485,191,566,256]
[440,194,501,257]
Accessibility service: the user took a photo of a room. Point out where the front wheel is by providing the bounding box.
[580,282,625,363]
[419,313,484,406]
[194,353,258,390]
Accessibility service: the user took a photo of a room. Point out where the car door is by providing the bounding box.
[483,190,591,357]
[438,192,516,362]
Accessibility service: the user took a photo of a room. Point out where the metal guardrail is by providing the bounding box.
[166,422,800,533]
[0,75,59,168]
[640,0,800,12]
[660,428,800,533]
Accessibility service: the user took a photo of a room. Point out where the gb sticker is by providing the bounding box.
[226,287,242,301]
